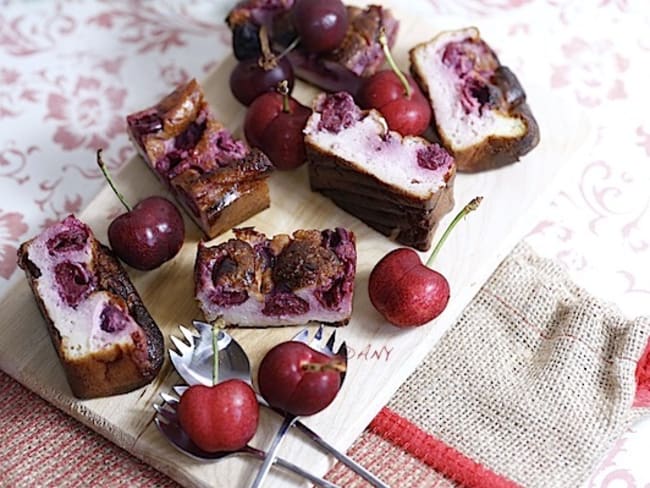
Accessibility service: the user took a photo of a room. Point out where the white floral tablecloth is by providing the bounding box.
[1,1,648,486]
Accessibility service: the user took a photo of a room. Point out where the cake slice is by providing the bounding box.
[126,79,272,239]
[17,215,164,398]
[195,227,356,327]
[304,92,456,251]
[410,27,540,173]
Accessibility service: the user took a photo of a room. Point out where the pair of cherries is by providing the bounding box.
[178,337,344,453]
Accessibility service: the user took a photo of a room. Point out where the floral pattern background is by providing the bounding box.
[0,0,648,486]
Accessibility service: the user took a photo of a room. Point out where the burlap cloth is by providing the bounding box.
[2,242,649,487]
[327,242,650,488]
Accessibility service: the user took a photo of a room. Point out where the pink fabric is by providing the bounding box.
[1,1,649,486]
[634,339,650,408]
[0,371,179,487]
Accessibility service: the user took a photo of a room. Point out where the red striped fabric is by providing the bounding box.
[369,407,521,488]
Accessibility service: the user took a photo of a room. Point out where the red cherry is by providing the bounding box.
[357,71,431,136]
[356,27,431,136]
[258,341,344,416]
[368,197,483,328]
[97,150,184,271]
[178,379,259,452]
[369,248,449,327]
[244,86,312,170]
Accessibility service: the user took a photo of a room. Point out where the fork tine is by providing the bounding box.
[179,325,196,344]
[292,327,310,343]
[160,392,180,406]
[173,385,189,396]
[154,416,168,429]
[153,402,166,414]
[154,404,179,424]
[170,335,192,356]
[313,324,324,343]
[169,349,183,368]
[336,341,348,361]
[325,330,337,353]
[192,319,212,334]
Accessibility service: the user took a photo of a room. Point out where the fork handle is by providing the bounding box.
[274,457,341,488]
[293,420,390,488]
[250,415,297,488]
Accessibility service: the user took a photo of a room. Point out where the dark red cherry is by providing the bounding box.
[244,84,311,170]
[230,56,295,106]
[97,150,185,271]
[292,0,348,53]
[108,196,185,271]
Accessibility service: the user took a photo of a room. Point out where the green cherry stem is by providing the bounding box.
[378,27,411,98]
[96,149,131,212]
[426,196,483,268]
[212,317,225,386]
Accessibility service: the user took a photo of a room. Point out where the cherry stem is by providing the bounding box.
[301,360,347,374]
[96,149,131,212]
[258,24,277,70]
[212,318,225,386]
[276,36,300,61]
[277,80,291,113]
[378,27,411,98]
[426,196,483,268]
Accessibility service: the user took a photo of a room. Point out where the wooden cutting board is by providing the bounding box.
[0,7,592,488]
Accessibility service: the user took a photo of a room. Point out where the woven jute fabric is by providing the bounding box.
[386,242,650,488]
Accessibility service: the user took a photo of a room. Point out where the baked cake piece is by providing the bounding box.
[195,227,356,327]
[126,79,272,239]
[304,92,456,252]
[227,2,398,96]
[410,27,540,173]
[17,215,164,399]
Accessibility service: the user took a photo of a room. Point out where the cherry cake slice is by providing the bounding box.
[195,227,356,327]
[127,79,272,239]
[17,215,164,398]
[410,27,540,173]
[305,92,456,252]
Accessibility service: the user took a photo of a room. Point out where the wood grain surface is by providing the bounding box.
[0,9,592,488]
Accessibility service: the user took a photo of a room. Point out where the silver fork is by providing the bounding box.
[153,390,340,488]
[170,320,389,488]
[250,326,348,488]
